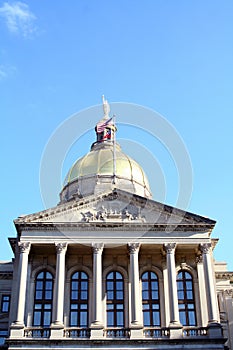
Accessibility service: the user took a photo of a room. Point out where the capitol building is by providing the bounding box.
[0,99,233,349]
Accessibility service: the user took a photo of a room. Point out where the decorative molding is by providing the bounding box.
[92,243,104,254]
[55,242,67,254]
[128,242,140,254]
[163,243,176,254]
[18,242,31,254]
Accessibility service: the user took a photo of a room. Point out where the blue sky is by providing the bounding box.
[0,1,233,269]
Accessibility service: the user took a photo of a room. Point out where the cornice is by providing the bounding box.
[16,221,215,232]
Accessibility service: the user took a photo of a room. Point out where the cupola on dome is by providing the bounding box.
[59,97,152,203]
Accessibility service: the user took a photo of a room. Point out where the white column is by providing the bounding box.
[92,243,104,326]
[10,242,31,338]
[163,243,181,327]
[200,243,220,324]
[90,243,104,339]
[128,243,142,326]
[52,242,67,327]
[13,242,31,327]
[196,254,208,326]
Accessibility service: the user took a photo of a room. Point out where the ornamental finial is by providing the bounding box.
[102,94,110,118]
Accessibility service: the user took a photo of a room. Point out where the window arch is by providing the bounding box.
[141,271,160,326]
[33,270,53,327]
[177,270,196,326]
[106,271,124,327]
[70,271,89,327]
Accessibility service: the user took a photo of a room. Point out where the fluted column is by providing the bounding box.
[128,243,141,326]
[163,243,181,327]
[199,243,220,324]
[92,243,104,326]
[52,242,67,327]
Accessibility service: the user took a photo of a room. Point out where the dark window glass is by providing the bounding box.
[1,295,10,313]
[177,270,196,326]
[33,270,53,327]
[142,271,160,326]
[70,271,88,327]
[106,271,124,327]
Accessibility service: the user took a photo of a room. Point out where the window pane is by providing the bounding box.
[107,281,113,290]
[72,281,78,290]
[36,291,43,300]
[143,311,150,326]
[81,272,88,279]
[71,291,78,300]
[45,291,52,300]
[151,281,158,290]
[107,291,114,300]
[142,272,148,279]
[107,272,113,279]
[81,291,87,300]
[33,312,41,326]
[37,272,44,279]
[116,311,124,326]
[116,291,123,299]
[179,311,186,325]
[178,291,184,299]
[43,311,51,326]
[188,311,196,325]
[46,281,52,290]
[116,281,123,290]
[186,281,192,290]
[80,312,87,326]
[107,312,114,326]
[152,311,160,326]
[151,291,158,300]
[81,281,88,290]
[36,281,43,290]
[142,291,149,300]
[70,312,77,326]
[186,290,193,299]
[142,281,148,290]
[116,272,122,279]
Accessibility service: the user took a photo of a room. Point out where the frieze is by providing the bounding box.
[80,206,146,223]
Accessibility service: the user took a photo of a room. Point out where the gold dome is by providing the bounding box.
[59,96,152,202]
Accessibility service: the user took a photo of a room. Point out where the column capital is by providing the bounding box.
[128,242,140,254]
[18,242,31,254]
[199,243,212,254]
[92,243,104,254]
[163,243,176,254]
[55,242,67,254]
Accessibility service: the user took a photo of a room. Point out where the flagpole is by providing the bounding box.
[113,114,116,185]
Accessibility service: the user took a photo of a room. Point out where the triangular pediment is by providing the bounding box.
[14,189,215,231]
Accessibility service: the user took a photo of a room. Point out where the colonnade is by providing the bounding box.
[10,241,221,338]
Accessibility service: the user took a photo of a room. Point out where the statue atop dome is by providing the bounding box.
[102,95,110,118]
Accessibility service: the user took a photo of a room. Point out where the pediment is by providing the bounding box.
[14,189,215,230]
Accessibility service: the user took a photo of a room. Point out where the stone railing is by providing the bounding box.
[104,327,130,338]
[24,327,50,338]
[182,326,208,337]
[64,328,90,338]
[143,327,170,338]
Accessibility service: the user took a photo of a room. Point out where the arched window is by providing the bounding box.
[106,271,124,327]
[177,270,196,326]
[70,271,88,327]
[33,270,53,327]
[141,271,160,326]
